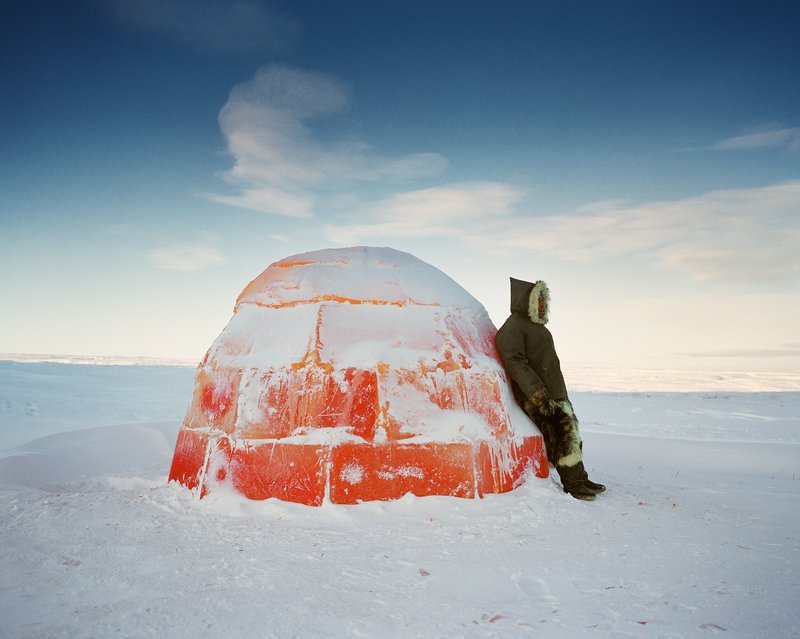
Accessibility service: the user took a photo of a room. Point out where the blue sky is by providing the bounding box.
[2,0,799,371]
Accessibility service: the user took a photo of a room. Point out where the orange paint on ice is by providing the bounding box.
[242,294,428,310]
[168,247,547,505]
[235,366,379,440]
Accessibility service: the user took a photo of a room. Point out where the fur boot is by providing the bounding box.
[555,463,597,500]
[524,398,602,500]
[576,461,606,494]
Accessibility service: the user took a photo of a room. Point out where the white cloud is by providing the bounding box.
[208,186,315,219]
[324,178,800,284]
[105,0,299,51]
[208,65,447,217]
[149,245,227,271]
[324,182,524,244]
[205,67,800,285]
[467,181,800,282]
[713,126,800,152]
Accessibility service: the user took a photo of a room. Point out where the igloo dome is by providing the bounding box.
[168,246,547,505]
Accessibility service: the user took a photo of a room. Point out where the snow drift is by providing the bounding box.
[169,247,546,505]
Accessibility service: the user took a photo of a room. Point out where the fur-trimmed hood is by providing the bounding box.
[509,277,550,325]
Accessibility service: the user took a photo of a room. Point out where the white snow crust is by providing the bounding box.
[236,246,480,310]
[2,361,799,638]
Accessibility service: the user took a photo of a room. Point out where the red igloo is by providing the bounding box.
[168,246,547,505]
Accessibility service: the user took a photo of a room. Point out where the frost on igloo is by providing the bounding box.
[168,247,547,505]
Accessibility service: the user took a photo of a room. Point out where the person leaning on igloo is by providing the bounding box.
[495,278,606,501]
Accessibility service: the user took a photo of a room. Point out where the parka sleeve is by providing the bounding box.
[495,319,545,400]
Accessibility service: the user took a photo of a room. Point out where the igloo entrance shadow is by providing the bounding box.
[168,247,547,505]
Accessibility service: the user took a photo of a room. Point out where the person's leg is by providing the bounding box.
[524,399,597,500]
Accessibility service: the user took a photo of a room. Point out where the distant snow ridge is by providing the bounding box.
[0,353,197,367]
[565,368,800,392]
[168,246,547,505]
[2,357,795,392]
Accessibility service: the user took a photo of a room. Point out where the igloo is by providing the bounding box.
[168,246,547,505]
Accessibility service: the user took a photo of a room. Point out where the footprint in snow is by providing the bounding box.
[512,574,560,613]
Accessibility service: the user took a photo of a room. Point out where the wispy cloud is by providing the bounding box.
[327,179,800,283]
[206,66,800,284]
[712,126,800,152]
[105,0,300,51]
[149,245,226,271]
[475,181,800,282]
[207,65,447,217]
[324,182,523,244]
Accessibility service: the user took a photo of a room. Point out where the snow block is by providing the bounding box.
[168,428,210,491]
[330,442,475,504]
[168,247,548,505]
[236,367,379,440]
[228,441,329,506]
[475,437,548,497]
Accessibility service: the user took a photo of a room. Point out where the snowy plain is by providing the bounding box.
[1,358,798,639]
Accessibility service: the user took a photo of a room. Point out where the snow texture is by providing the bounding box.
[1,360,799,638]
[235,246,481,310]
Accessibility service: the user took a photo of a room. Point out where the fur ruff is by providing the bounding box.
[528,280,550,325]
[524,398,582,467]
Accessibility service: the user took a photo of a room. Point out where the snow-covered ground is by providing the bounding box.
[1,360,798,638]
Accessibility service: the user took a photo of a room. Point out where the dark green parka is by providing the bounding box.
[495,277,568,404]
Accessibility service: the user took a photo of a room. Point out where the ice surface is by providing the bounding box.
[1,362,799,638]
